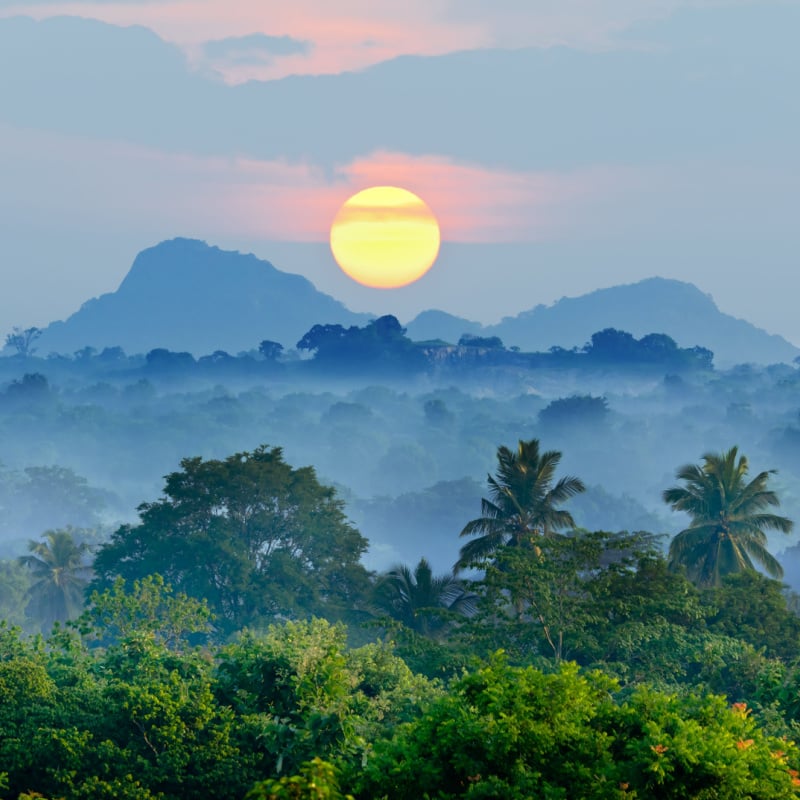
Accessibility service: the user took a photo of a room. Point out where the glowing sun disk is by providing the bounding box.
[330,186,441,288]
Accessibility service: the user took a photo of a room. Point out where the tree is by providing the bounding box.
[19,528,91,631]
[538,395,608,428]
[664,447,793,587]
[456,439,585,570]
[584,327,638,361]
[371,558,476,639]
[703,571,800,661]
[457,334,504,349]
[296,317,426,373]
[4,326,41,357]
[145,348,196,371]
[0,560,31,627]
[91,446,370,633]
[3,372,51,404]
[356,655,800,800]
[79,575,213,650]
[247,758,352,800]
[259,340,284,360]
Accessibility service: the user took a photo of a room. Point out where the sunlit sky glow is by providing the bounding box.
[330,187,441,289]
[0,0,797,340]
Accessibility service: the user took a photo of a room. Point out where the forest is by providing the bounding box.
[3,321,800,797]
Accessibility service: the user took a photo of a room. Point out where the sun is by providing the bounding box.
[330,186,441,289]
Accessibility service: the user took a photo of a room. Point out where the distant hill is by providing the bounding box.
[36,239,372,356]
[406,278,799,366]
[31,246,799,366]
[404,310,483,344]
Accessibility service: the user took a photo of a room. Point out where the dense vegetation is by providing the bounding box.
[0,437,800,797]
[4,324,800,797]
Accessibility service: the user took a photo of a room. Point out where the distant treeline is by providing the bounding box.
[3,317,714,377]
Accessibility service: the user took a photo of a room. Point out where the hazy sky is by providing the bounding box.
[0,1,798,340]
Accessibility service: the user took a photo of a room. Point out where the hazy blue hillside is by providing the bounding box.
[405,310,483,343]
[31,240,799,365]
[36,239,371,355]
[408,278,799,366]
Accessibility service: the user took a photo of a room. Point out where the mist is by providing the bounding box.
[3,322,800,582]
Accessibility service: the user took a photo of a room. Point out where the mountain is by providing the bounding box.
[32,245,799,366]
[406,278,799,367]
[404,310,483,343]
[36,239,371,356]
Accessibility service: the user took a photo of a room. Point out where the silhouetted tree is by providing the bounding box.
[458,334,504,349]
[297,316,426,373]
[145,348,196,371]
[538,395,609,428]
[258,339,284,360]
[4,326,41,357]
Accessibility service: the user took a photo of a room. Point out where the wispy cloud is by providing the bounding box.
[0,121,646,244]
[0,0,753,80]
[3,12,796,174]
[202,32,311,65]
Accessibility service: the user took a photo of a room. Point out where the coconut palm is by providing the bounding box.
[372,558,476,639]
[456,439,585,570]
[663,446,793,587]
[19,528,91,630]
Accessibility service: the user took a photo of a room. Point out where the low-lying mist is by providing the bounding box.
[2,340,800,580]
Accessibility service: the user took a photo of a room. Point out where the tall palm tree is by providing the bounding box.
[372,558,476,639]
[663,446,793,587]
[19,528,91,630]
[456,439,585,570]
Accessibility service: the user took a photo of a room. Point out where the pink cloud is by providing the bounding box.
[2,0,488,81]
[222,151,638,243]
[0,122,643,245]
[0,0,720,81]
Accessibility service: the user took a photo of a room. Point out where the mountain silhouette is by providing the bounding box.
[33,243,798,365]
[37,239,371,355]
[404,310,483,343]
[407,278,799,366]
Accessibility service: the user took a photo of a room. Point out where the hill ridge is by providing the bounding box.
[35,238,371,356]
[407,277,798,366]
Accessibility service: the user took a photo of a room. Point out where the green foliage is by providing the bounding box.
[216,619,358,776]
[457,438,585,569]
[78,574,213,648]
[19,528,91,631]
[91,446,370,632]
[466,531,669,665]
[357,655,800,800]
[215,618,442,779]
[0,626,247,799]
[247,758,353,800]
[0,560,31,628]
[371,558,476,639]
[703,572,800,661]
[664,446,793,586]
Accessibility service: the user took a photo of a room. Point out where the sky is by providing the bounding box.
[0,0,798,340]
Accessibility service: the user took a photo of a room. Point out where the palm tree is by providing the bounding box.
[663,446,793,587]
[372,558,476,639]
[456,439,585,570]
[19,528,91,630]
